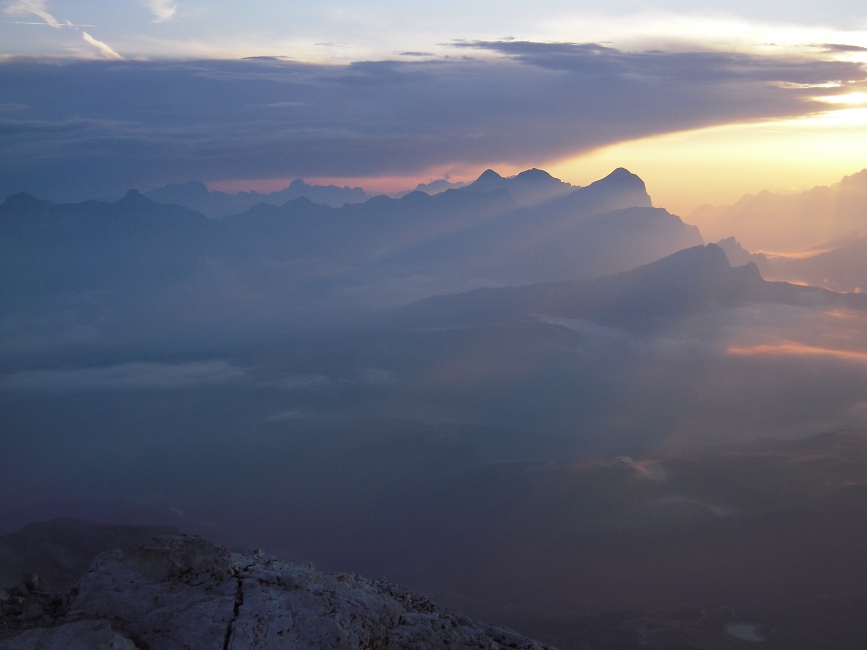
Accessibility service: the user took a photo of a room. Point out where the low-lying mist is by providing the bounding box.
[5,171,867,643]
[4,289,867,611]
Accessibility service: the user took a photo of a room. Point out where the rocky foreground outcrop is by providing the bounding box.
[0,529,554,649]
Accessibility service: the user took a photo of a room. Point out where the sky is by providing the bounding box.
[2,0,867,212]
[7,3,867,615]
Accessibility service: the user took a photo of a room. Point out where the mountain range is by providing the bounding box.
[397,243,865,331]
[145,179,371,218]
[690,168,867,252]
[763,235,867,293]
[457,168,575,205]
[218,167,699,283]
[713,232,867,294]
[144,168,573,220]
[0,167,702,343]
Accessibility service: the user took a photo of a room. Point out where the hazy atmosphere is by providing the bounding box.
[4,2,867,649]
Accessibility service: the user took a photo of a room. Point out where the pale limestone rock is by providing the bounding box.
[67,535,237,650]
[10,533,554,650]
[229,554,550,649]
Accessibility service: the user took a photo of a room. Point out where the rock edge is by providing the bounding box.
[2,533,555,650]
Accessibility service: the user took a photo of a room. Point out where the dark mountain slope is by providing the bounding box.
[0,191,222,306]
[222,188,518,263]
[542,167,652,215]
[216,167,698,285]
[2,167,689,292]
[767,235,867,293]
[145,179,370,218]
[0,167,704,341]
[397,244,865,331]
[714,236,773,274]
[0,519,177,593]
[384,168,698,283]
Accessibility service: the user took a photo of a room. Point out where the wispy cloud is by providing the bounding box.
[82,31,123,60]
[0,361,246,392]
[822,43,867,53]
[456,39,867,86]
[4,1,124,59]
[141,0,176,23]
[727,342,867,363]
[4,0,61,28]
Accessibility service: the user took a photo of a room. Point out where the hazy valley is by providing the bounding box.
[4,165,867,647]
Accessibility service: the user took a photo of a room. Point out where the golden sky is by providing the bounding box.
[550,102,867,217]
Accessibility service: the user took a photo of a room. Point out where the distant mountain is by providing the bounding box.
[145,179,371,218]
[397,244,865,332]
[0,190,221,308]
[0,519,177,593]
[222,188,519,264]
[220,167,699,285]
[0,167,704,343]
[409,178,467,195]
[714,236,773,275]
[765,235,867,293]
[690,168,867,252]
[459,167,575,206]
[711,233,867,293]
[544,167,651,213]
[395,167,696,284]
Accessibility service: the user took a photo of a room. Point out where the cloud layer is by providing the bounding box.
[1,42,864,200]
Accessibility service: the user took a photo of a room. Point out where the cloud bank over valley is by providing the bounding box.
[1,43,864,201]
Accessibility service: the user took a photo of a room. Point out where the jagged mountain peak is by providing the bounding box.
[547,168,652,214]
[395,244,800,333]
[514,168,558,182]
[117,188,152,205]
[839,167,867,189]
[593,167,647,190]
[584,243,760,292]
[464,167,574,206]
[475,168,504,182]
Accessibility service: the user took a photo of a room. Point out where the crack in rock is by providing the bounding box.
[224,555,258,650]
[4,535,555,650]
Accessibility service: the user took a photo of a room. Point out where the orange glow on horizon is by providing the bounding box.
[825,309,863,319]
[549,108,867,217]
[726,342,867,363]
[205,107,867,213]
[758,249,836,260]
[205,162,529,196]
[207,176,425,195]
